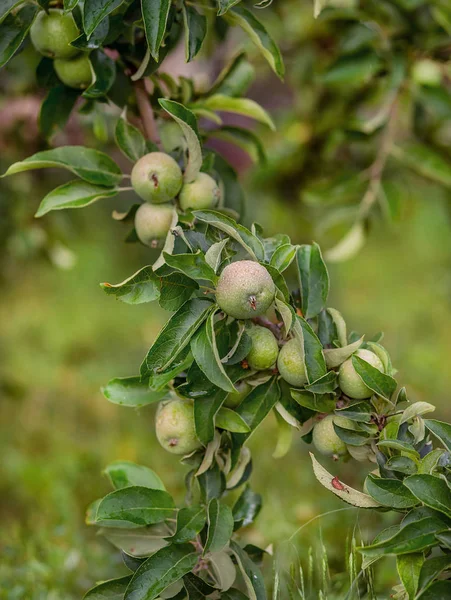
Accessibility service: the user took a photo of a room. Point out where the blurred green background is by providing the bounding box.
[1,1,451,598]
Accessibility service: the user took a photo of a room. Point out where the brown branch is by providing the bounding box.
[251,316,283,339]
[133,79,161,145]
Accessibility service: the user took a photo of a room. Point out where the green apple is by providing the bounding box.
[338,349,384,399]
[312,415,355,457]
[224,381,251,409]
[134,203,174,247]
[131,152,183,204]
[246,325,279,370]
[277,338,307,387]
[155,398,202,455]
[54,54,92,89]
[179,172,221,211]
[30,9,80,59]
[215,260,275,320]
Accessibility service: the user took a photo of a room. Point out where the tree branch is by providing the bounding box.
[134,79,161,145]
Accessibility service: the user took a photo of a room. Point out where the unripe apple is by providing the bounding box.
[412,59,442,87]
[277,338,307,387]
[155,398,202,455]
[312,414,355,457]
[134,203,174,247]
[338,349,384,400]
[178,172,221,211]
[30,9,80,59]
[131,152,183,204]
[215,260,275,320]
[224,381,251,409]
[54,54,92,89]
[246,325,279,371]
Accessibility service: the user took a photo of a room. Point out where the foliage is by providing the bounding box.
[1,1,451,599]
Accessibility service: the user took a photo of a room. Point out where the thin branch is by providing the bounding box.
[134,79,161,145]
[252,315,283,339]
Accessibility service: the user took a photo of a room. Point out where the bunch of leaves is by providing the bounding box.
[0,0,283,139]
[248,0,451,260]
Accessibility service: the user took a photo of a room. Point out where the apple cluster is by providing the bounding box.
[30,9,92,90]
[131,153,221,248]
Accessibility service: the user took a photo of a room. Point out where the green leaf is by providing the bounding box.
[168,506,207,544]
[35,180,118,218]
[230,541,266,600]
[115,112,147,162]
[194,393,227,446]
[404,475,451,517]
[84,576,132,599]
[377,439,420,460]
[0,0,24,22]
[335,401,373,423]
[83,50,116,99]
[352,354,397,400]
[417,556,451,597]
[125,544,198,600]
[197,95,275,130]
[217,0,241,16]
[416,581,451,600]
[210,126,265,164]
[209,52,255,98]
[83,0,124,37]
[400,402,435,424]
[149,350,193,392]
[141,0,171,61]
[396,553,423,600]
[304,371,337,394]
[325,221,366,264]
[193,210,264,261]
[204,498,234,555]
[296,317,327,383]
[205,238,229,273]
[233,485,262,528]
[0,6,38,68]
[141,297,213,378]
[310,453,381,508]
[392,143,451,188]
[425,419,451,451]
[158,272,199,312]
[296,244,330,319]
[418,449,446,475]
[39,85,79,139]
[209,550,237,592]
[385,456,418,476]
[96,486,175,527]
[291,390,335,413]
[159,99,202,183]
[183,573,216,599]
[365,475,419,509]
[191,312,236,393]
[104,461,166,491]
[234,378,281,442]
[359,517,447,556]
[224,6,284,80]
[3,146,122,186]
[102,376,168,408]
[101,266,160,304]
[182,5,207,62]
[324,337,365,369]
[163,251,218,284]
[320,51,381,86]
[215,407,251,433]
[334,423,370,447]
[270,243,297,273]
[99,525,169,556]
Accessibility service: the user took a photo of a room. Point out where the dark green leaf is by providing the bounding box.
[96,486,175,527]
[72,15,109,50]
[365,475,418,509]
[217,0,241,16]
[304,371,337,394]
[335,401,373,423]
[209,52,255,98]
[296,243,329,319]
[198,463,226,503]
[141,0,171,61]
[396,553,423,600]
[210,125,266,164]
[83,0,124,37]
[168,506,207,543]
[425,419,451,451]
[159,99,202,182]
[3,146,122,186]
[416,581,451,600]
[297,317,327,383]
[124,544,198,600]
[204,498,234,555]
[164,251,218,284]
[234,378,280,443]
[215,407,251,433]
[141,298,213,378]
[158,273,199,312]
[291,389,335,413]
[183,573,216,599]
[101,266,160,304]
[84,576,132,599]
[0,6,38,68]
[404,475,451,517]
[334,423,370,446]
[102,376,168,407]
[83,50,116,98]
[193,210,265,261]
[270,243,297,273]
[115,113,147,162]
[39,85,80,139]
[194,393,226,445]
[182,5,207,62]
[230,541,266,600]
[233,485,262,529]
[224,6,284,80]
[104,461,166,491]
[352,354,397,400]
[385,456,417,475]
[35,180,118,217]
[417,556,451,596]
[0,0,24,22]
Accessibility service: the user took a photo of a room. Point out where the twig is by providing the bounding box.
[252,315,283,339]
[133,79,161,145]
